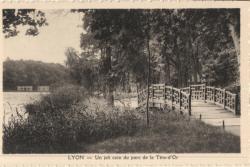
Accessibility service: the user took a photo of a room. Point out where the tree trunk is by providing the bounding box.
[107,84,114,106]
[228,22,240,85]
[146,37,151,127]
[106,46,114,106]
[192,42,200,84]
[175,46,182,87]
[163,52,171,85]
[177,63,182,88]
[166,55,171,84]
[228,22,240,66]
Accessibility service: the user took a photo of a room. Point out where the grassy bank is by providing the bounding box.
[3,85,240,153]
[84,110,240,153]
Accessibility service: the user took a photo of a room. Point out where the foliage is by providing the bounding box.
[3,85,142,153]
[3,103,240,153]
[3,84,240,153]
[3,9,240,92]
[65,47,100,93]
[3,9,241,153]
[3,59,70,91]
[3,9,48,38]
[73,9,239,90]
[64,9,241,114]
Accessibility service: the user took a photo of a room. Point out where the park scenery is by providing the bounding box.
[2,9,240,153]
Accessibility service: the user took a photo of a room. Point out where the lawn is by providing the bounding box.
[81,109,240,153]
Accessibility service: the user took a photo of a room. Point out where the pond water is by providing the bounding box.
[3,92,49,124]
[114,97,138,109]
[3,92,138,125]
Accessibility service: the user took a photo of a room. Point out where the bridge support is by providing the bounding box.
[152,85,155,107]
[188,93,192,116]
[171,86,174,110]
[213,87,216,104]
[179,90,182,114]
[204,83,207,103]
[235,94,239,115]
[223,89,226,109]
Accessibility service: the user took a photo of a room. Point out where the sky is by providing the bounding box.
[3,10,85,65]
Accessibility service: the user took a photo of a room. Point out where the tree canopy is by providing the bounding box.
[3,9,47,38]
[3,9,239,101]
[67,9,239,103]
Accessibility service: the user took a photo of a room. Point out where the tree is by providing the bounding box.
[150,9,239,87]
[65,47,100,93]
[79,10,149,106]
[69,9,240,127]
[3,9,47,38]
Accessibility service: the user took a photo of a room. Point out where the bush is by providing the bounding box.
[76,98,143,143]
[3,85,143,153]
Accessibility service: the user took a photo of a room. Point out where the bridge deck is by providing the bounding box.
[190,101,240,136]
[150,100,240,136]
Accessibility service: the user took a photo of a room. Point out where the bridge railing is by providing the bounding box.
[138,84,239,115]
[191,84,206,101]
[206,86,215,102]
[225,91,238,114]
[138,84,191,115]
[214,88,225,107]
[138,88,147,107]
[180,91,191,115]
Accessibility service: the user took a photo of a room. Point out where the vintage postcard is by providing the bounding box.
[0,1,250,167]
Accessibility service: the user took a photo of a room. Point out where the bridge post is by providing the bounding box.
[204,83,207,103]
[189,86,192,99]
[213,87,216,104]
[179,90,182,114]
[152,85,155,108]
[164,84,167,108]
[188,93,192,116]
[171,86,174,110]
[235,94,238,115]
[223,89,226,109]
[137,90,140,107]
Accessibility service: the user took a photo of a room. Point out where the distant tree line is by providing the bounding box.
[3,59,70,91]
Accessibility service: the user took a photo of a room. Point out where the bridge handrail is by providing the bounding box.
[172,87,180,92]
[191,83,206,87]
[138,83,239,115]
[181,87,190,94]
[225,91,238,114]
[138,84,191,115]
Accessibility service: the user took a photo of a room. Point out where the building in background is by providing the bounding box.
[37,86,50,92]
[17,86,33,92]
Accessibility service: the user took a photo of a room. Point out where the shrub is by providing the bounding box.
[76,98,143,143]
[3,85,143,153]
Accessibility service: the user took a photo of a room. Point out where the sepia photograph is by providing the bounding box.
[2,8,241,154]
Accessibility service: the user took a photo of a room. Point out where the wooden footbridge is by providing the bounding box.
[138,84,240,136]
